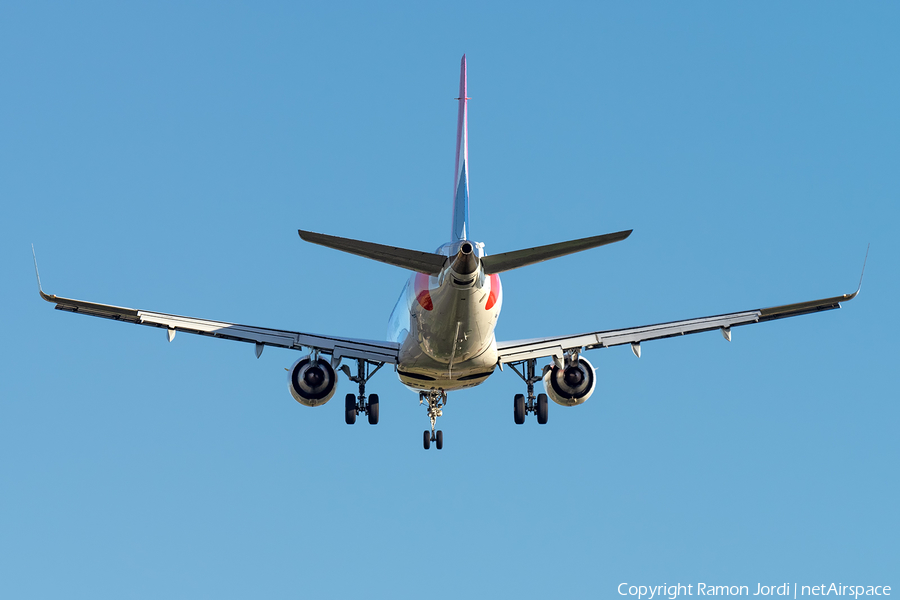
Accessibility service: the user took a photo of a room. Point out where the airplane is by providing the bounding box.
[35,55,865,450]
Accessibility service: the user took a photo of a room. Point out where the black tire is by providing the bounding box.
[514,394,526,425]
[345,393,357,425]
[423,430,431,450]
[367,394,379,425]
[536,393,549,425]
[435,430,443,450]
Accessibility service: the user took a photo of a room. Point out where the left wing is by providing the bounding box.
[497,288,860,365]
[37,289,399,365]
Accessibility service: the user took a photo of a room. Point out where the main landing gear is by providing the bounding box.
[420,388,446,450]
[508,358,549,425]
[340,359,384,425]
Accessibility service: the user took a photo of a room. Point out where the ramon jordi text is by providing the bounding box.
[618,583,891,599]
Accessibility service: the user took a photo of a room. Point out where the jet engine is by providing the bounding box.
[542,357,596,407]
[287,356,338,407]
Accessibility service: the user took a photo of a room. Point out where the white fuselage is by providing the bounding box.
[387,240,502,391]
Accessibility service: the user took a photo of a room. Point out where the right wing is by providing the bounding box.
[497,288,860,365]
[37,289,399,365]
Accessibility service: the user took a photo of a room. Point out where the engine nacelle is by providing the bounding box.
[542,357,596,407]
[287,356,338,407]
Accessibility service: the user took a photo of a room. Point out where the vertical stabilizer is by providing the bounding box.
[452,55,469,242]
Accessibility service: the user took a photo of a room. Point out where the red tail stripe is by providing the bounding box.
[485,274,501,310]
[415,272,433,311]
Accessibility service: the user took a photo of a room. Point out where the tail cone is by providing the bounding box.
[451,241,478,276]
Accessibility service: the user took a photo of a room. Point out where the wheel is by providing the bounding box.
[367,394,379,425]
[423,430,431,450]
[514,394,526,424]
[344,393,357,425]
[435,430,443,450]
[536,393,549,425]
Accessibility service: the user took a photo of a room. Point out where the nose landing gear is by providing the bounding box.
[420,388,446,450]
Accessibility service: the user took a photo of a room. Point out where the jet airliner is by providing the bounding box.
[36,56,863,450]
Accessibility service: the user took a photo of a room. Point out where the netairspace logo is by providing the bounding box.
[618,583,892,599]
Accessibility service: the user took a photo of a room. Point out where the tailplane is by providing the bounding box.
[298,57,633,276]
[481,230,633,274]
[298,229,632,276]
[298,230,447,275]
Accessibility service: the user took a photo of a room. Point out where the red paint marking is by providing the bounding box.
[485,274,501,310]
[415,272,433,311]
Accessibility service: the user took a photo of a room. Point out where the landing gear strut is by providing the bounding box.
[420,388,446,450]
[508,358,549,425]
[340,359,384,425]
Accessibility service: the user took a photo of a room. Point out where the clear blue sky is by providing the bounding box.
[2,2,897,598]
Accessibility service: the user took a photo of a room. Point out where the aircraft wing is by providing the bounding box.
[37,289,400,365]
[496,288,860,365]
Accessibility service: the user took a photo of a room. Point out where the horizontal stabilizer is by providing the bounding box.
[481,229,633,275]
[298,230,447,275]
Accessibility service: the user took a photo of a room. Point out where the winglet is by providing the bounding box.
[851,243,869,299]
[843,243,869,302]
[31,244,54,302]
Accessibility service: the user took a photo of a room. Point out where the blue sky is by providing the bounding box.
[1,2,897,598]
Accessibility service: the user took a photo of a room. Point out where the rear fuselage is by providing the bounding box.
[388,240,502,391]
[387,54,500,391]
